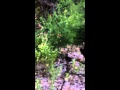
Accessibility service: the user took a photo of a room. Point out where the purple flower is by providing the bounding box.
[73,52,79,56]
[64,82,70,86]
[70,86,80,90]
[68,53,73,58]
[78,55,84,60]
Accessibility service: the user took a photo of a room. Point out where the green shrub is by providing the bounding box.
[38,0,85,47]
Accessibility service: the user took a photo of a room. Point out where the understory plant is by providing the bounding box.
[38,0,85,47]
[35,33,58,65]
[49,64,62,90]
[35,79,42,90]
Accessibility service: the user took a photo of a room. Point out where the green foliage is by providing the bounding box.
[38,0,85,47]
[35,79,42,90]
[35,0,85,89]
[49,64,62,90]
[35,33,58,65]
[65,73,69,79]
[72,59,80,73]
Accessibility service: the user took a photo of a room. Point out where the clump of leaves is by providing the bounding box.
[39,0,85,47]
[65,73,69,81]
[35,33,59,65]
[49,64,62,90]
[35,79,42,90]
[72,59,80,73]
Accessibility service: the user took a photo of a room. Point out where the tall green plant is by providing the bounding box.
[35,32,59,64]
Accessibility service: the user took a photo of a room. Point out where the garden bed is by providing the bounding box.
[35,45,85,90]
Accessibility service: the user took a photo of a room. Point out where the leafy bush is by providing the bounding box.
[35,33,58,65]
[38,0,85,47]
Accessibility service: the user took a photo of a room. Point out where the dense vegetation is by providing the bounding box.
[35,0,85,90]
